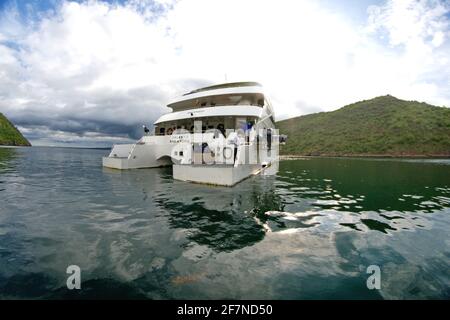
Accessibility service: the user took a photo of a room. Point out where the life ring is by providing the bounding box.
[167,128,173,135]
[223,146,233,159]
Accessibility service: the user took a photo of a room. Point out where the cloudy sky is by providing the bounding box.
[0,0,449,147]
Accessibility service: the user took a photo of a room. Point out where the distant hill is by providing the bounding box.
[0,113,31,146]
[277,95,450,157]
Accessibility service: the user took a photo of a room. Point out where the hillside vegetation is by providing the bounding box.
[0,113,31,146]
[277,95,450,156]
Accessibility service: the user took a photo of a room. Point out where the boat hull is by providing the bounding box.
[173,163,262,186]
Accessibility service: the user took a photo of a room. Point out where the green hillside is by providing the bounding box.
[0,113,31,146]
[277,95,450,157]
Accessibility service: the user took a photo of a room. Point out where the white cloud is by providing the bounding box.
[366,0,449,47]
[0,0,448,146]
[364,0,450,105]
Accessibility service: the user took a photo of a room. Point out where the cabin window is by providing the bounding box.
[236,117,247,132]
[157,116,260,136]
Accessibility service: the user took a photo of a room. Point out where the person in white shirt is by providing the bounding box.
[228,132,243,163]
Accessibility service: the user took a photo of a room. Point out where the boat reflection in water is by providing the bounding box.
[104,161,284,252]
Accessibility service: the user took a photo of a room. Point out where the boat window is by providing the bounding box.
[171,93,265,111]
[238,98,251,105]
[236,117,247,131]
[156,115,260,136]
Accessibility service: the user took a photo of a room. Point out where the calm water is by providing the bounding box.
[0,147,449,299]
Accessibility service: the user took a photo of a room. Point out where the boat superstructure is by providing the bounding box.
[102,82,279,186]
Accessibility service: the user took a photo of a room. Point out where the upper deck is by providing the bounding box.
[167,82,266,112]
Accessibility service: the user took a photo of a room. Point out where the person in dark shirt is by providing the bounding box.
[267,128,272,151]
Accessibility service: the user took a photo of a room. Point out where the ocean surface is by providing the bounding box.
[0,146,449,299]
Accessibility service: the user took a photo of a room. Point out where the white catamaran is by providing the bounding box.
[102,82,281,186]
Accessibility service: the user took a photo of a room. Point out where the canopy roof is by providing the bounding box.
[183,82,262,96]
[167,82,265,110]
